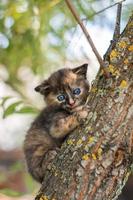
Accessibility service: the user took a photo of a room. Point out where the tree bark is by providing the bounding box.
[35,13,133,200]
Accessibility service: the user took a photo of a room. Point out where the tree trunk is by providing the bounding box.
[35,13,133,200]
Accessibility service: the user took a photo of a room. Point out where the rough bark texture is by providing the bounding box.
[35,13,133,200]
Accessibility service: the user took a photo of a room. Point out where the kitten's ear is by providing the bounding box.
[72,63,88,78]
[35,80,50,95]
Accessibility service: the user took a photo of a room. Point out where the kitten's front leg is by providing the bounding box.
[50,107,89,139]
[75,105,89,122]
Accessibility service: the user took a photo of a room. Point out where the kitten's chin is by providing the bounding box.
[65,104,84,113]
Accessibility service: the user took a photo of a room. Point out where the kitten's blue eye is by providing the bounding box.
[73,88,81,95]
[57,94,65,101]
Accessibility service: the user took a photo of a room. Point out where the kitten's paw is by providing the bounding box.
[77,108,88,120]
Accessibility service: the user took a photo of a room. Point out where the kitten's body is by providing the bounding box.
[24,64,89,183]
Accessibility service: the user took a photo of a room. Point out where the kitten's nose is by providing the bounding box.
[68,99,75,107]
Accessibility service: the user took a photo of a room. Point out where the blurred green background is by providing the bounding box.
[0,0,132,199]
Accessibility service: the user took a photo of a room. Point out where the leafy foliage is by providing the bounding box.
[0,0,132,111]
[0,96,39,118]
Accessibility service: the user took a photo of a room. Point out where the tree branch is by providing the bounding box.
[113,2,122,41]
[82,0,125,21]
[35,13,133,200]
[104,2,123,61]
[65,0,109,77]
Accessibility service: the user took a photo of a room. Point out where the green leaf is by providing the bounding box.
[0,96,12,107]
[16,106,39,114]
[0,188,22,197]
[3,101,23,118]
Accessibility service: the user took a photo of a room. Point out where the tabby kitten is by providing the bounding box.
[24,63,89,183]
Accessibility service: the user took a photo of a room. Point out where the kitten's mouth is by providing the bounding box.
[65,103,82,113]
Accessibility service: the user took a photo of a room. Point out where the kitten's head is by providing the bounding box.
[35,64,89,112]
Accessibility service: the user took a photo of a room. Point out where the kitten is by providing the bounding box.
[24,63,89,183]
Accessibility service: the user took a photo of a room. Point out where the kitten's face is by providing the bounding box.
[35,64,89,112]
